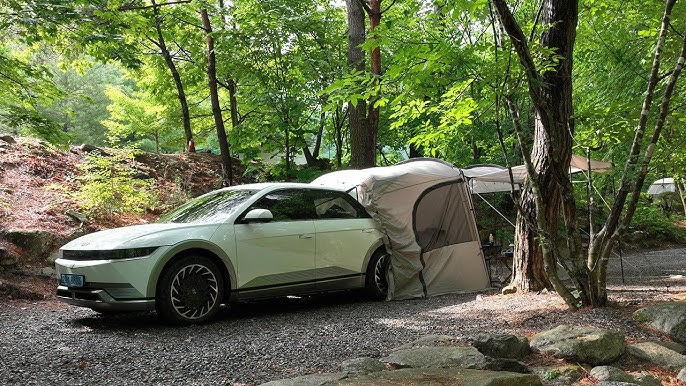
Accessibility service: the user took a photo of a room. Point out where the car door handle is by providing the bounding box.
[362,229,375,233]
[299,234,313,239]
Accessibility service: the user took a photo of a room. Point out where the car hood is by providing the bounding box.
[61,223,221,250]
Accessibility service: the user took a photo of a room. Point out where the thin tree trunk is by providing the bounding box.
[346,0,369,168]
[200,8,232,186]
[364,0,381,167]
[151,0,193,146]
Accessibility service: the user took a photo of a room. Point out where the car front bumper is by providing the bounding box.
[56,285,155,312]
[54,248,167,312]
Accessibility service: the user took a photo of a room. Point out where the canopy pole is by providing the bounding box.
[474,191,515,228]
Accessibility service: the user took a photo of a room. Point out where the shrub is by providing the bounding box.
[75,151,157,216]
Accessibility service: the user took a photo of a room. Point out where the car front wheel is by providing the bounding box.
[365,250,390,300]
[156,255,224,324]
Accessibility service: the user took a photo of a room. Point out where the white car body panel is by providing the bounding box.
[314,218,382,274]
[233,220,316,288]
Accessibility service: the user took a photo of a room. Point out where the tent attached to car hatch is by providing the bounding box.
[311,158,490,300]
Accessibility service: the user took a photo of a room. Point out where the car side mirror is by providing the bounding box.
[242,208,273,223]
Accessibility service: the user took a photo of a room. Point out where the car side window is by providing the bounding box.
[250,189,315,221]
[311,190,369,219]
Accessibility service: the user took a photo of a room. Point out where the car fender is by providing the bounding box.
[362,238,389,271]
[147,240,237,297]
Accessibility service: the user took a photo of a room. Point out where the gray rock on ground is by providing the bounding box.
[472,333,530,360]
[628,341,686,370]
[340,357,386,374]
[530,325,626,365]
[532,365,584,386]
[380,346,488,369]
[678,368,686,382]
[634,302,686,344]
[590,366,661,386]
[332,368,543,386]
[260,372,348,386]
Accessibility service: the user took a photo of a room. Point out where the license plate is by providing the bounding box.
[60,274,85,288]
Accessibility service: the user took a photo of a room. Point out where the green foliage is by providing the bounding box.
[75,151,157,216]
[630,200,686,243]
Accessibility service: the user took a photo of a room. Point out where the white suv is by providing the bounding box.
[55,183,389,324]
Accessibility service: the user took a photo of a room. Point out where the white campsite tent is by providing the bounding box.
[311,158,491,300]
[647,178,679,195]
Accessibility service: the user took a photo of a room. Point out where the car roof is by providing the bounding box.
[217,182,351,193]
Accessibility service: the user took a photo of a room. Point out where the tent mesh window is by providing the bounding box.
[414,181,474,252]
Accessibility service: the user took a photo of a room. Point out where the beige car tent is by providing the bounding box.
[311,158,490,300]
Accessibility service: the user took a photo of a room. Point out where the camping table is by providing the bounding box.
[482,243,513,285]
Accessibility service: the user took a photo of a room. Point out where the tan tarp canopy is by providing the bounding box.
[464,155,613,193]
[312,158,490,299]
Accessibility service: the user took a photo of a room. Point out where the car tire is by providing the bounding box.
[156,254,224,325]
[365,249,390,300]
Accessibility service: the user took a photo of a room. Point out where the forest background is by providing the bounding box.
[3,0,686,308]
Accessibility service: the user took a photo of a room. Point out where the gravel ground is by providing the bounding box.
[1,248,685,386]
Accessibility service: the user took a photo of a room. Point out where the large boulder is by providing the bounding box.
[634,302,686,344]
[332,368,542,386]
[590,366,661,386]
[530,325,625,365]
[628,341,686,370]
[4,229,55,259]
[472,333,530,360]
[380,346,488,369]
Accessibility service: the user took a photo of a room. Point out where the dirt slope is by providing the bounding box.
[0,135,245,271]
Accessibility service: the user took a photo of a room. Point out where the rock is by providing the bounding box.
[590,366,636,383]
[331,368,542,386]
[260,372,347,386]
[596,382,641,386]
[472,333,530,360]
[533,365,585,386]
[628,341,686,370]
[4,229,55,259]
[483,357,531,373]
[78,143,105,154]
[340,357,386,374]
[589,366,659,385]
[66,210,87,223]
[0,135,15,144]
[678,368,686,382]
[634,302,686,344]
[530,325,625,365]
[649,340,686,354]
[0,255,17,267]
[393,335,458,350]
[380,346,488,369]
[633,372,662,386]
[35,266,55,277]
[502,284,517,295]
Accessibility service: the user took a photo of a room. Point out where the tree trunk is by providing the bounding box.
[346,0,370,168]
[151,0,193,146]
[364,0,381,167]
[200,8,232,186]
[494,0,578,294]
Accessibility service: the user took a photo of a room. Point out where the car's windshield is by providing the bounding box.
[158,189,258,224]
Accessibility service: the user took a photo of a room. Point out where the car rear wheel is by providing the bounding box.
[365,249,390,300]
[156,255,224,324]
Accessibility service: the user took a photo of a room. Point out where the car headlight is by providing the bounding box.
[61,247,159,261]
